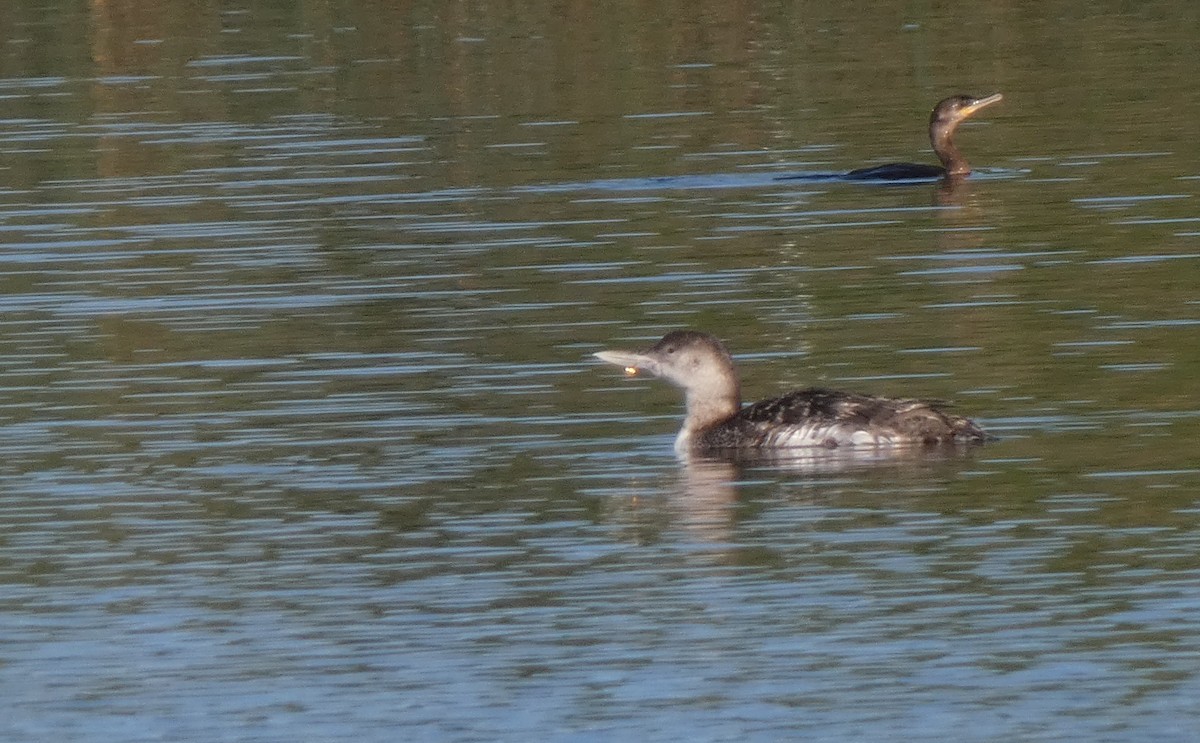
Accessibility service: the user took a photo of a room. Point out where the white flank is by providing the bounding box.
[767,423,899,448]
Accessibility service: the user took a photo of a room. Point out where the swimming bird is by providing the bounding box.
[595,330,987,453]
[845,93,1003,181]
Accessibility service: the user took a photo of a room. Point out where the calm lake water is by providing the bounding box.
[2,1,1199,741]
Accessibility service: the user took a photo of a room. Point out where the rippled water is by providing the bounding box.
[2,1,1200,741]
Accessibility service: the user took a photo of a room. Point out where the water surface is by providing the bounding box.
[2,1,1199,741]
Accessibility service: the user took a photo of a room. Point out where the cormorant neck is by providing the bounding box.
[930,122,969,176]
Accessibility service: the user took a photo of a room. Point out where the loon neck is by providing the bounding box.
[677,389,740,450]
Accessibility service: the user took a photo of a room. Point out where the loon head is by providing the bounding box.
[595,330,738,397]
[595,330,742,447]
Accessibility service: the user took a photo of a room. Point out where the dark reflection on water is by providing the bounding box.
[2,0,1200,740]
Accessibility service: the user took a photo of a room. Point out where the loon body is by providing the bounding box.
[845,93,1003,181]
[595,330,986,454]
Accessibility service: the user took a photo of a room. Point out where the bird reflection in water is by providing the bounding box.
[603,446,985,549]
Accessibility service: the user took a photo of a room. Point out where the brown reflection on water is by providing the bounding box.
[12,0,1189,195]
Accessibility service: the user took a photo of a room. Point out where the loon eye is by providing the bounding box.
[664,345,675,354]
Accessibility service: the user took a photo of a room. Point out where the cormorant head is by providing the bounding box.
[929,93,1002,175]
[930,93,1003,131]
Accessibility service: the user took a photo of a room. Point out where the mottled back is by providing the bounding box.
[696,387,986,450]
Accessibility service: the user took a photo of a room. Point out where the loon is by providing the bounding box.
[844,93,1003,181]
[595,330,987,453]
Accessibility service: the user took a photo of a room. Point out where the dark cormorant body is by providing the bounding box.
[845,93,1002,181]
